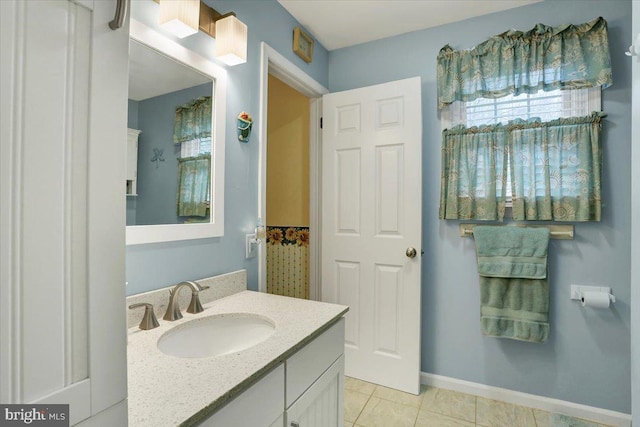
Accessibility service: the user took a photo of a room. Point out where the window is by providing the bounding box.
[443,87,601,129]
[180,137,211,158]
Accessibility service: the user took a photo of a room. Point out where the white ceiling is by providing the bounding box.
[129,40,210,101]
[277,0,542,50]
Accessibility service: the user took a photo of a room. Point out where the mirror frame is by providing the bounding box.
[126,20,227,245]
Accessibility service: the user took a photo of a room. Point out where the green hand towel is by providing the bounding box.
[473,226,550,279]
[473,226,551,343]
[480,277,550,342]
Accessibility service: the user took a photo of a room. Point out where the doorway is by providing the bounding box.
[266,75,311,298]
[257,43,328,300]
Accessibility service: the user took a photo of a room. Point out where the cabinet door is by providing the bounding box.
[199,364,285,427]
[0,0,129,425]
[286,355,344,427]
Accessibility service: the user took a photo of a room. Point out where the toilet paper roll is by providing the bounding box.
[581,291,611,308]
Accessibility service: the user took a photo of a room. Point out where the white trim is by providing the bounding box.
[126,19,227,245]
[308,98,322,301]
[74,399,128,427]
[420,372,631,427]
[0,0,23,403]
[86,0,129,415]
[257,42,328,295]
[32,379,90,426]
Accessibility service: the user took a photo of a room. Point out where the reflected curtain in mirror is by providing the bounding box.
[173,96,212,143]
[174,95,213,218]
[177,154,210,217]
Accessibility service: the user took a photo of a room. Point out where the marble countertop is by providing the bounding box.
[127,290,348,427]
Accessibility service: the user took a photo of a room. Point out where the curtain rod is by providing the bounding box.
[459,224,574,240]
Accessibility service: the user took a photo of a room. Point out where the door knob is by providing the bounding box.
[405,247,417,258]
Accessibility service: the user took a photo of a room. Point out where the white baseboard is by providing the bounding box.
[420,372,631,427]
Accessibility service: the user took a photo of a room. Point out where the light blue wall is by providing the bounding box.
[134,82,212,226]
[126,0,328,295]
[329,0,632,413]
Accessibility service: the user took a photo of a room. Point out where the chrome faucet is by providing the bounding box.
[163,281,209,321]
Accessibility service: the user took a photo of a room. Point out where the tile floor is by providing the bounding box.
[343,377,613,427]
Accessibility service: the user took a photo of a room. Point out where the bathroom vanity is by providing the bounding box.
[127,290,348,426]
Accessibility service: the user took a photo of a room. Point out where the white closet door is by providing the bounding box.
[0,0,129,425]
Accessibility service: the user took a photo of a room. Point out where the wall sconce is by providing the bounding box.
[154,0,248,66]
[215,15,248,66]
[159,0,200,38]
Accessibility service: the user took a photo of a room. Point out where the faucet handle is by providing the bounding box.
[194,282,210,291]
[129,303,160,330]
[187,290,204,314]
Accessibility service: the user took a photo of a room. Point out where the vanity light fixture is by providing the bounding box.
[154,0,248,66]
[158,0,200,39]
[215,15,248,66]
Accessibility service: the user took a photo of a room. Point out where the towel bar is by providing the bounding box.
[459,224,574,240]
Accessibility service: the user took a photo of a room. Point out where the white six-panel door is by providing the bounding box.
[321,77,422,394]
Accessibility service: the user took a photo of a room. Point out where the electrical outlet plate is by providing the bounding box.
[245,233,258,259]
[570,284,611,300]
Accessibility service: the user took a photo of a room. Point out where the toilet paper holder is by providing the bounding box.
[570,285,616,304]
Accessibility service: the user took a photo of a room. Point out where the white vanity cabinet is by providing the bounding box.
[285,318,345,427]
[200,318,345,427]
[126,128,141,196]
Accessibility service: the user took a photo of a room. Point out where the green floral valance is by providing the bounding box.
[437,17,612,110]
[173,96,212,144]
[439,112,605,222]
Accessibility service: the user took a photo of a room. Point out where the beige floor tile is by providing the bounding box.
[532,409,606,427]
[345,376,376,395]
[372,384,425,408]
[356,396,419,427]
[476,397,536,427]
[420,386,476,422]
[344,389,370,423]
[415,410,476,427]
[343,422,354,427]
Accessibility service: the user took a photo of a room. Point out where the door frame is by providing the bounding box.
[257,42,328,300]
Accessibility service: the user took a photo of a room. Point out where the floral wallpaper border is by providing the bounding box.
[267,226,309,247]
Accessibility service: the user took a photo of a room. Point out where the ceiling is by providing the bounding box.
[277,0,542,51]
[129,40,211,101]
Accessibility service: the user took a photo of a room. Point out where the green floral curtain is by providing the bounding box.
[510,113,604,221]
[436,17,612,110]
[176,154,210,217]
[173,96,212,144]
[439,125,509,221]
[439,112,604,221]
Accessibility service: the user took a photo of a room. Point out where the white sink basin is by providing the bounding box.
[157,314,276,358]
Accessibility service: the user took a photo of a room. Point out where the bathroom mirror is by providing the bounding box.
[126,20,227,245]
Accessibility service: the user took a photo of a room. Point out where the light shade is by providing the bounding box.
[159,0,200,39]
[215,15,247,66]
